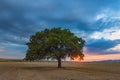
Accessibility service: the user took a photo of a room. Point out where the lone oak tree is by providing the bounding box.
[25,28,85,68]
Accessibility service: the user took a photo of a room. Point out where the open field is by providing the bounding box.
[0,62,120,80]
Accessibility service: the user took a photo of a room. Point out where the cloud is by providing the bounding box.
[91,7,120,32]
[94,8,115,22]
[0,49,25,59]
[95,13,106,21]
[90,27,120,40]
[94,7,120,21]
[107,44,120,52]
[0,0,120,59]
[85,38,120,54]
[0,44,26,59]
[87,10,120,54]
[0,46,5,53]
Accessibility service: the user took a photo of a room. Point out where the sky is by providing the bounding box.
[0,0,120,61]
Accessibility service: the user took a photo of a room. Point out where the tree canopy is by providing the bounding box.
[25,28,85,68]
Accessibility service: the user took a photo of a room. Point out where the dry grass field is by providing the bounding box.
[0,62,120,80]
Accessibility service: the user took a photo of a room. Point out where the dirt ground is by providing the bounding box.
[0,62,120,80]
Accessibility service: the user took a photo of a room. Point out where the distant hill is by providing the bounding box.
[0,58,7,62]
[101,60,120,62]
[0,58,23,62]
[92,60,120,62]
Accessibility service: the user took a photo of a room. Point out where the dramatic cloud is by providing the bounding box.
[85,39,120,54]
[0,0,120,59]
[90,27,120,40]
[107,44,120,53]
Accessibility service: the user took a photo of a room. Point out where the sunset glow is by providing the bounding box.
[73,55,81,61]
[84,53,120,62]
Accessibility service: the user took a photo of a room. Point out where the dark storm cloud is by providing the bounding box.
[86,39,120,54]
[0,0,120,58]
[0,0,95,45]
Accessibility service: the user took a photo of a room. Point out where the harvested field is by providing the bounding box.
[0,62,120,80]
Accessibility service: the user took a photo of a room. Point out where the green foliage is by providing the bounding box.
[25,27,85,61]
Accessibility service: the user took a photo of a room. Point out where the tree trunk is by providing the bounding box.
[57,57,62,68]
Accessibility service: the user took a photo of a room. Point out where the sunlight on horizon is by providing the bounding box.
[73,55,81,62]
[84,53,120,62]
[1,53,120,62]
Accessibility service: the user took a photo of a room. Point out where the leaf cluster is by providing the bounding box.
[25,28,85,61]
